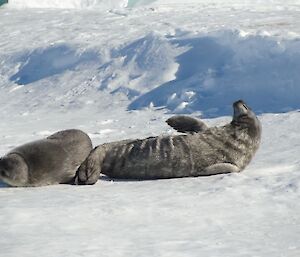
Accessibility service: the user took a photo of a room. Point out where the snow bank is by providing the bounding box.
[2,2,300,118]
[98,33,179,95]
[128,31,300,116]
[6,31,300,117]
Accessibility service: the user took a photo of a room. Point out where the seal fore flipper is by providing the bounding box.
[202,163,240,176]
[166,116,208,133]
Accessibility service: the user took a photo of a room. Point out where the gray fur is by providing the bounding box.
[166,115,208,133]
[75,100,261,185]
[0,129,92,187]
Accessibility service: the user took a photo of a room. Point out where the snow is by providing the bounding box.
[8,0,129,9]
[0,1,300,256]
[7,0,157,9]
[129,31,300,116]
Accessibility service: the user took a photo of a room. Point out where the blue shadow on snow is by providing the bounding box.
[10,44,100,85]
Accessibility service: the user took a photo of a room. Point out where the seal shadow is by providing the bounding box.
[0,182,9,188]
[99,175,150,183]
[97,173,228,183]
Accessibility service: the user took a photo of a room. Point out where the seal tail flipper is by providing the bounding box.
[166,115,208,134]
[201,163,240,176]
[73,146,106,185]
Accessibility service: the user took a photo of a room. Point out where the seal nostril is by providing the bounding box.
[242,104,248,110]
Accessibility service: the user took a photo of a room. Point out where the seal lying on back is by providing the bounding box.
[0,129,92,187]
[75,100,261,185]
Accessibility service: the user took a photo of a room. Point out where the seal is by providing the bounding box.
[75,100,261,185]
[0,129,92,187]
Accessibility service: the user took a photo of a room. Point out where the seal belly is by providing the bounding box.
[102,135,195,179]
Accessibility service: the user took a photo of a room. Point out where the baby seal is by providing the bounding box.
[75,100,261,185]
[0,129,92,187]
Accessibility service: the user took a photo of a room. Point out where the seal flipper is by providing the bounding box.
[166,116,208,134]
[74,145,106,185]
[202,163,240,176]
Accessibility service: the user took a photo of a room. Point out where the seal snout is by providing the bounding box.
[233,99,247,108]
[233,99,250,118]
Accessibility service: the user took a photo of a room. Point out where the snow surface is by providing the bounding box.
[0,1,300,256]
[8,0,127,9]
[7,0,156,9]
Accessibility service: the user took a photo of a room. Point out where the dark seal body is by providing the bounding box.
[75,100,261,185]
[0,129,92,187]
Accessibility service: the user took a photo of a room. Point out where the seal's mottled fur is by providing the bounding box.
[75,100,261,185]
[0,129,92,187]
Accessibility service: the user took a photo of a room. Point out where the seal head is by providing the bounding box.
[232,99,261,139]
[0,154,29,187]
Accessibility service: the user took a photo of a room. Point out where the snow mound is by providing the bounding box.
[98,33,178,96]
[129,31,300,116]
[4,31,300,117]
[10,45,100,85]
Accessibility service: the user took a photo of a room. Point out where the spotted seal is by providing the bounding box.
[75,100,261,185]
[0,129,92,187]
